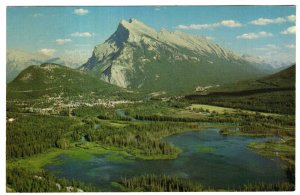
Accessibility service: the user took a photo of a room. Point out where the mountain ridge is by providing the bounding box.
[7,49,89,83]
[212,64,296,92]
[7,63,125,99]
[184,64,295,114]
[81,18,271,92]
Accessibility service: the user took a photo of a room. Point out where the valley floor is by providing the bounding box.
[6,98,295,192]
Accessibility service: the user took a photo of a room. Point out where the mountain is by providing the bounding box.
[241,54,277,73]
[81,18,269,92]
[264,64,295,87]
[185,64,295,114]
[7,63,125,99]
[241,54,292,72]
[7,49,88,83]
[207,64,295,93]
[7,49,50,82]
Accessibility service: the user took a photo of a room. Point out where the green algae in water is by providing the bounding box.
[196,145,215,152]
[44,129,289,191]
[106,153,133,163]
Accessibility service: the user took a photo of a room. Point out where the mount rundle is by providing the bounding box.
[81,18,267,91]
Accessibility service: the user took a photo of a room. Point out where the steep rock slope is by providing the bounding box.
[82,18,268,92]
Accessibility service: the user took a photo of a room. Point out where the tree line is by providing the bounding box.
[6,114,76,159]
[120,174,295,192]
[7,167,96,192]
[71,121,199,157]
[120,174,204,192]
[185,90,295,115]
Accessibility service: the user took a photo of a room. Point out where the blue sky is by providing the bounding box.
[7,6,296,64]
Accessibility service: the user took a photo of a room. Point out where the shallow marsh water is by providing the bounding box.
[45,129,287,191]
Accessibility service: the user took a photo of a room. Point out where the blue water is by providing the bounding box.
[44,129,288,191]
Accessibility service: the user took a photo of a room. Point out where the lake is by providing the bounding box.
[44,128,288,191]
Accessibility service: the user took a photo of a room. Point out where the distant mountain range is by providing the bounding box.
[240,54,292,72]
[6,49,88,83]
[7,19,294,93]
[80,18,285,92]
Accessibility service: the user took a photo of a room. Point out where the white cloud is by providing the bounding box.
[249,43,295,65]
[178,23,217,30]
[250,17,285,25]
[176,25,189,30]
[71,32,95,37]
[32,13,43,17]
[281,26,296,35]
[285,44,296,49]
[176,20,242,30]
[55,38,72,45]
[265,44,280,50]
[250,15,295,25]
[287,15,296,22]
[236,31,273,39]
[73,8,89,16]
[205,36,214,40]
[220,20,242,27]
[38,48,56,56]
[256,44,280,51]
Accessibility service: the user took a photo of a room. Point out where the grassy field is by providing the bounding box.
[247,140,295,166]
[7,141,141,175]
[189,104,236,114]
[188,104,282,117]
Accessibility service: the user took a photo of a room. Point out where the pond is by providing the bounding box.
[44,128,288,191]
[115,109,137,121]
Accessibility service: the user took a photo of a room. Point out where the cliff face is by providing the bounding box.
[81,18,267,91]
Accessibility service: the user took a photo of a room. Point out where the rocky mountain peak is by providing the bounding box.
[115,18,157,43]
[81,19,269,91]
